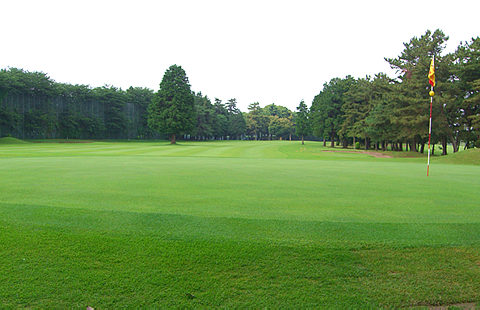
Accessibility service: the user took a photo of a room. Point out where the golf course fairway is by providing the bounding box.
[1,140,479,308]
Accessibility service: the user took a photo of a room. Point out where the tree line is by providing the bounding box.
[310,30,480,154]
[1,29,479,152]
[0,68,153,139]
[0,67,305,141]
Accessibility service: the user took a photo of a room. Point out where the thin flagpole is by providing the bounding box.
[427,55,435,177]
[427,86,433,176]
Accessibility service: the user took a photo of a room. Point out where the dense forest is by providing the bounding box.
[311,30,480,154]
[0,29,479,153]
[0,69,298,141]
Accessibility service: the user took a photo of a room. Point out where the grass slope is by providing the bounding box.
[0,141,479,308]
[0,137,28,144]
[435,147,480,165]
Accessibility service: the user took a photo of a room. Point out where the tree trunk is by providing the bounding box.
[323,137,326,147]
[331,134,335,148]
[170,134,176,144]
[432,144,435,156]
[442,137,448,155]
[301,135,304,145]
[420,143,425,154]
[452,135,460,152]
[289,133,291,141]
[353,136,356,149]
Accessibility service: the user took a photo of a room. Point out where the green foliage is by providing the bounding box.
[0,68,55,97]
[309,30,479,153]
[363,74,396,144]
[385,29,449,150]
[1,29,478,149]
[213,98,229,138]
[192,92,215,139]
[0,68,155,140]
[0,104,20,138]
[453,38,480,148]
[246,102,268,139]
[24,109,56,139]
[126,87,155,139]
[268,115,293,139]
[148,65,195,143]
[310,76,355,147]
[95,86,127,139]
[341,77,375,140]
[245,102,294,140]
[263,103,293,118]
[225,98,246,139]
[295,100,310,142]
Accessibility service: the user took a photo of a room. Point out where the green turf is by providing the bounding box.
[0,140,479,308]
[435,148,480,165]
[0,137,29,144]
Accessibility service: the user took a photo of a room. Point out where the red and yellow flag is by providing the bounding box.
[428,56,435,87]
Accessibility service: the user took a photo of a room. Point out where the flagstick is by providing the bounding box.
[427,85,433,176]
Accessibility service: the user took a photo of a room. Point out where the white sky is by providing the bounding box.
[1,0,479,112]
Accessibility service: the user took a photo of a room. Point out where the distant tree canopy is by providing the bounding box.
[0,67,299,141]
[1,29,479,150]
[0,68,154,139]
[309,30,480,153]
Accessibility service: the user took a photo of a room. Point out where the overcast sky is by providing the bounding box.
[1,0,479,111]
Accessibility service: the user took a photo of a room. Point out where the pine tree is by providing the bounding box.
[295,100,309,144]
[385,29,449,152]
[148,65,195,144]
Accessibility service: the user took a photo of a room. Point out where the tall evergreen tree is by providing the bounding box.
[295,100,309,144]
[193,92,215,139]
[364,73,396,150]
[310,76,354,147]
[225,98,246,139]
[385,29,449,152]
[452,37,480,149]
[148,65,195,144]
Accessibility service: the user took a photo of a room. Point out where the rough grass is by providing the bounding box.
[435,148,480,165]
[0,136,28,144]
[0,140,479,308]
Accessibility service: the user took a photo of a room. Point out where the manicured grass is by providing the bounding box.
[0,140,479,308]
